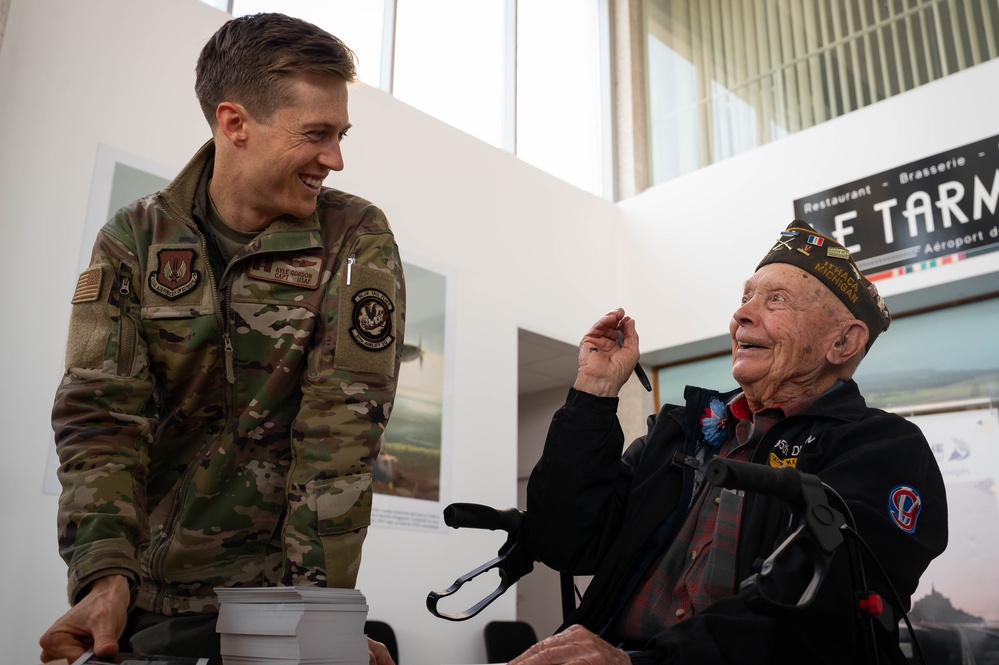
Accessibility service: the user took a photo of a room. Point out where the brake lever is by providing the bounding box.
[426,503,535,621]
[427,552,518,621]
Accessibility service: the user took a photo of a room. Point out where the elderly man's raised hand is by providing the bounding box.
[508,624,631,665]
[573,308,640,398]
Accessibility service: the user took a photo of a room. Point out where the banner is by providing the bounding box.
[793,134,999,281]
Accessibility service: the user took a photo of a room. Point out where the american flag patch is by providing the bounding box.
[71,266,103,304]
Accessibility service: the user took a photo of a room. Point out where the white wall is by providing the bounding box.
[0,1,618,664]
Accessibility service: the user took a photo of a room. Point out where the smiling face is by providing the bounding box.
[729,263,859,412]
[223,72,351,231]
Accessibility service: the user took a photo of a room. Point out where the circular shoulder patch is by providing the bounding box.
[350,288,395,351]
[888,485,922,534]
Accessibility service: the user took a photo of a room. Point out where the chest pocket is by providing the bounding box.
[229,265,323,398]
[142,244,213,319]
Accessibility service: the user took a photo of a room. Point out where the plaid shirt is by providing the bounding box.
[614,390,827,642]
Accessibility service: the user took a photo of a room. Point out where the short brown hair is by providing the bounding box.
[195,12,357,128]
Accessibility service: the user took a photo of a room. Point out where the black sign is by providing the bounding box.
[793,134,999,280]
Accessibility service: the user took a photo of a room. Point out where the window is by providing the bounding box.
[517,0,608,195]
[393,0,507,147]
[644,0,999,186]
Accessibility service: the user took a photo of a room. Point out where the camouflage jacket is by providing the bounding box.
[53,141,405,614]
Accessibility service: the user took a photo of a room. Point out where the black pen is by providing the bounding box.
[618,329,653,392]
[633,362,652,392]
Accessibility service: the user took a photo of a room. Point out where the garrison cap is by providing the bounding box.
[757,220,890,353]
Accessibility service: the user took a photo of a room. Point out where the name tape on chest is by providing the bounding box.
[247,256,322,290]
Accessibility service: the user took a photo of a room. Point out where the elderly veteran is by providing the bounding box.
[514,221,947,665]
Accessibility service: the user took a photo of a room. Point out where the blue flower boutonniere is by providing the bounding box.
[700,398,728,447]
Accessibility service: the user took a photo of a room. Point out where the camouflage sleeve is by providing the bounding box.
[281,208,406,588]
[52,228,152,604]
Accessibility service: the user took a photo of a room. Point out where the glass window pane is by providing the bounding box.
[517,0,603,195]
[855,299,999,410]
[394,0,505,147]
[657,353,738,408]
[642,0,999,187]
[646,27,700,184]
[231,0,386,87]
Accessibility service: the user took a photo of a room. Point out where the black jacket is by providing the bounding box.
[525,381,948,664]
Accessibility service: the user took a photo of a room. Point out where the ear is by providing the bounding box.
[827,320,868,366]
[215,101,250,147]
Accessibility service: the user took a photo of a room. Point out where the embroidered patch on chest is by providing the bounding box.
[350,288,395,351]
[767,438,800,469]
[888,485,922,534]
[247,256,322,289]
[149,248,200,300]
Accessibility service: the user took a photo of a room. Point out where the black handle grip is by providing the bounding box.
[706,458,802,502]
[443,503,523,534]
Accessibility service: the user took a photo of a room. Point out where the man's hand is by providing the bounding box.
[573,308,640,398]
[509,624,630,664]
[39,575,130,663]
[368,636,395,665]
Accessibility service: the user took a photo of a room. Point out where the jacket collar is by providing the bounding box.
[671,379,868,440]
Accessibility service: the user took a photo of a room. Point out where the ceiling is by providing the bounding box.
[518,329,579,395]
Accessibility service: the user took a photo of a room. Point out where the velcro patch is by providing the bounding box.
[71,266,104,304]
[335,264,398,376]
[149,247,200,300]
[247,255,322,289]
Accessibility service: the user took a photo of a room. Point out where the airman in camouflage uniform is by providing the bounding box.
[40,13,404,665]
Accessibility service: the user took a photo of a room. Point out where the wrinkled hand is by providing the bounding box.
[573,308,640,398]
[509,624,630,665]
[39,575,130,664]
[368,636,394,665]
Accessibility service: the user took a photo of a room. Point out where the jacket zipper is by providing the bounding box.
[116,268,135,377]
[149,234,235,610]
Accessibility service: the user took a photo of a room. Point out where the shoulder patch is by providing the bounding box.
[888,485,923,534]
[247,255,322,289]
[350,288,395,351]
[71,266,104,304]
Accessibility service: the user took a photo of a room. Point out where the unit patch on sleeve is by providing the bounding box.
[350,288,395,351]
[71,265,104,304]
[888,485,922,534]
[149,247,200,300]
[247,255,322,289]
